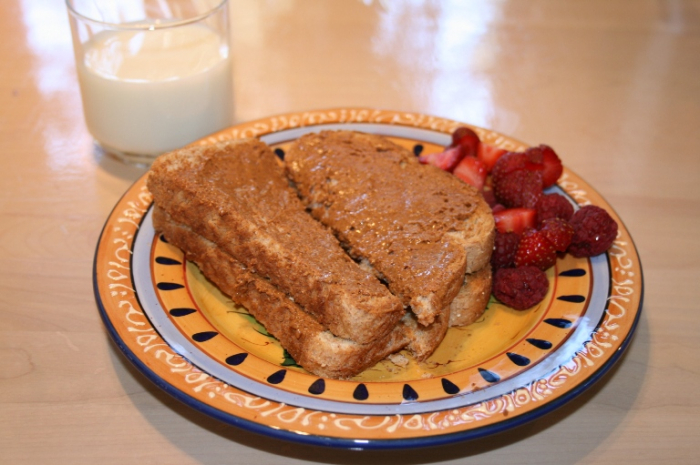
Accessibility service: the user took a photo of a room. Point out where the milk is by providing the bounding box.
[77,24,232,157]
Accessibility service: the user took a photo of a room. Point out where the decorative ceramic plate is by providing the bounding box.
[93,108,643,449]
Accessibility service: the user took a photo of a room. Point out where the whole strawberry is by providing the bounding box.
[514,229,558,270]
[539,217,575,252]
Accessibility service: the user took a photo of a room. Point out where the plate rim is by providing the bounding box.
[93,108,644,449]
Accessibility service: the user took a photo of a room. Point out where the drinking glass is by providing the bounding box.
[66,0,233,165]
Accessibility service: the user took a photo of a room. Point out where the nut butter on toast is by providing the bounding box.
[147,139,404,345]
[285,131,495,329]
[152,206,409,379]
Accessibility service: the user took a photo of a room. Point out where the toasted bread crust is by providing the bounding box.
[449,265,492,327]
[453,194,496,274]
[152,206,410,379]
[147,139,404,344]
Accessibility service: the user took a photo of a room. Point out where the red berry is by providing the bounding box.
[514,229,558,270]
[481,187,498,208]
[491,231,521,270]
[493,266,549,310]
[493,169,543,208]
[491,152,534,185]
[453,156,487,189]
[524,144,563,187]
[536,193,574,226]
[539,217,575,252]
[539,145,563,187]
[524,146,544,164]
[478,143,507,172]
[568,205,618,257]
[493,207,536,234]
[492,145,562,190]
[418,146,464,172]
[450,126,480,158]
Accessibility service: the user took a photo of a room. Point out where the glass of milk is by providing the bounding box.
[66,0,233,165]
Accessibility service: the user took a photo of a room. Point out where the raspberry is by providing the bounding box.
[536,193,574,226]
[493,169,543,208]
[514,229,557,270]
[568,205,618,257]
[491,152,532,185]
[540,217,574,252]
[491,231,521,270]
[493,266,549,310]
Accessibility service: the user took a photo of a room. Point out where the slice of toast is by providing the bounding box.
[285,131,494,328]
[152,206,409,379]
[147,139,404,345]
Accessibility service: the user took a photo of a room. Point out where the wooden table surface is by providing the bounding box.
[2,1,699,463]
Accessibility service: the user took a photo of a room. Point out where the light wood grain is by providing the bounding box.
[1,0,699,463]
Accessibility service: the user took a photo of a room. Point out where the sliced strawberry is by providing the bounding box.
[524,146,544,164]
[478,143,507,172]
[514,229,557,270]
[493,207,536,234]
[539,144,563,187]
[539,217,574,252]
[453,156,487,189]
[418,146,464,172]
[450,126,480,158]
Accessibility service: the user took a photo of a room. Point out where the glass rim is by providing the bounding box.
[65,0,228,30]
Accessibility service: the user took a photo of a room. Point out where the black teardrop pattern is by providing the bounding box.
[413,144,424,156]
[267,370,286,385]
[557,294,586,303]
[225,353,247,366]
[507,352,531,366]
[527,338,553,350]
[402,384,419,401]
[441,378,460,395]
[353,383,369,401]
[153,229,590,403]
[192,331,218,342]
[274,148,285,160]
[478,368,501,383]
[308,379,325,395]
[545,318,573,329]
[559,268,586,277]
[169,307,196,317]
[156,282,184,291]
